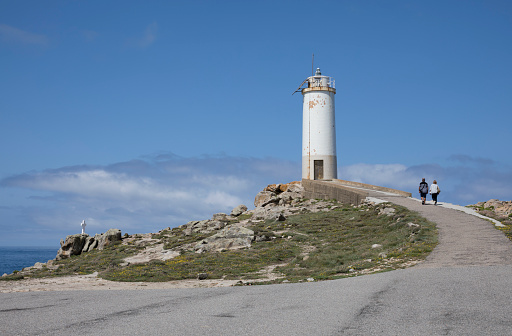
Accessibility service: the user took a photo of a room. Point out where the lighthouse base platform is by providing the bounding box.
[302,179,412,205]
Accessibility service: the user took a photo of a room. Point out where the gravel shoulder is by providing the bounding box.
[0,272,239,293]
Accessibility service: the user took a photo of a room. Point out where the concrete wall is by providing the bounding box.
[334,179,412,197]
[302,179,368,205]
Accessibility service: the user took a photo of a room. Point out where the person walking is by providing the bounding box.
[430,180,441,205]
[419,178,429,205]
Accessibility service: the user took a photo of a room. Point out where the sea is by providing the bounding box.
[0,246,58,276]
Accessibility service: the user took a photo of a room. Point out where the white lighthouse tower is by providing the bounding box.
[297,68,337,180]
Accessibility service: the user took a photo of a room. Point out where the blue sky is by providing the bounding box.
[1,1,511,247]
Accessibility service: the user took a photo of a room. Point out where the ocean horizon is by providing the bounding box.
[0,246,58,276]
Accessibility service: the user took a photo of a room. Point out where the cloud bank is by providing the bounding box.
[340,155,512,204]
[1,153,511,246]
[0,154,299,245]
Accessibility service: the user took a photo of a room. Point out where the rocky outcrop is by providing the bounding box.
[50,182,329,264]
[172,182,310,254]
[15,181,371,275]
[194,226,255,253]
[481,199,512,217]
[254,182,304,208]
[95,229,122,250]
[82,236,96,252]
[254,191,275,208]
[469,199,512,224]
[250,182,344,222]
[231,204,248,217]
[56,234,89,260]
[181,215,232,236]
[56,229,122,260]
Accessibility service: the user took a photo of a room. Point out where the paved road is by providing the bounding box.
[2,192,512,335]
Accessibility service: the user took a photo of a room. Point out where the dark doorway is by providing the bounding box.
[314,160,324,180]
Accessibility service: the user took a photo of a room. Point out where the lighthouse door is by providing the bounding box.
[314,160,324,180]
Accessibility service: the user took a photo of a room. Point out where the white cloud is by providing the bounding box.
[0,154,299,244]
[0,24,48,46]
[3,152,511,246]
[340,163,417,190]
[339,159,512,205]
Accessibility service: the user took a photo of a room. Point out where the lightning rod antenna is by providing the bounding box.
[312,53,314,76]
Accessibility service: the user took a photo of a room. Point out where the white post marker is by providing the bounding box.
[81,220,86,234]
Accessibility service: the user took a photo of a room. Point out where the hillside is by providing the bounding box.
[468,199,512,240]
[1,182,438,286]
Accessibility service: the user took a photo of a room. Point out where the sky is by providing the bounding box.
[1,0,511,247]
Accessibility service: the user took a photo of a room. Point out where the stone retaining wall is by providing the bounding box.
[334,179,412,197]
[302,179,368,205]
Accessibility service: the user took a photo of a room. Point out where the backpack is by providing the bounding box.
[420,182,428,194]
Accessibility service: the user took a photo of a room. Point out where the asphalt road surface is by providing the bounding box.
[2,192,512,335]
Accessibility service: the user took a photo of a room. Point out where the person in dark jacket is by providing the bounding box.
[419,178,429,205]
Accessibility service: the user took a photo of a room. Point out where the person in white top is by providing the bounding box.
[429,180,441,205]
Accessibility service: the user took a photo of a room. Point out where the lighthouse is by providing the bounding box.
[298,68,337,180]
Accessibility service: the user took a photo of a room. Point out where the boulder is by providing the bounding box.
[472,199,512,217]
[56,233,89,260]
[278,193,293,206]
[182,219,227,235]
[95,229,122,250]
[254,183,304,208]
[252,206,289,221]
[231,204,248,217]
[379,208,396,216]
[263,182,303,195]
[407,222,421,233]
[286,181,302,190]
[264,184,281,193]
[252,206,269,220]
[208,220,226,231]
[254,191,275,207]
[195,225,255,253]
[54,229,122,261]
[282,183,304,199]
[82,236,96,252]
[484,199,500,209]
[212,213,230,221]
[182,220,207,236]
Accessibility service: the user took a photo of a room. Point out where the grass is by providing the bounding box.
[468,205,512,241]
[259,203,437,283]
[103,240,299,282]
[102,202,436,283]
[3,201,438,284]
[1,241,142,281]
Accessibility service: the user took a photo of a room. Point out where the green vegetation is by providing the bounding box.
[3,202,438,284]
[103,240,298,282]
[495,218,512,241]
[259,203,437,282]
[1,241,142,281]
[162,228,208,250]
[0,273,24,281]
[468,206,512,241]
